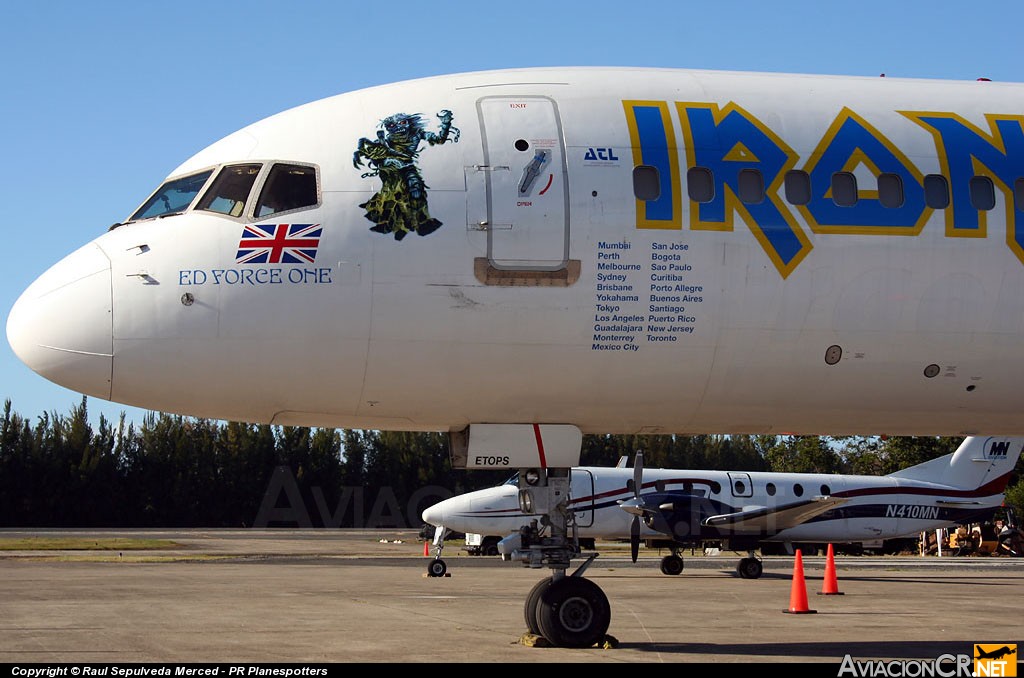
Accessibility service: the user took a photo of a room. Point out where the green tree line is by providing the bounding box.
[1,398,1021,527]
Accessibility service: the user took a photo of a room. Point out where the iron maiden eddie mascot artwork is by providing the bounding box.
[353,110,460,240]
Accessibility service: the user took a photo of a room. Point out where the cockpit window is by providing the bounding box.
[197,164,262,217]
[255,164,318,217]
[128,170,214,222]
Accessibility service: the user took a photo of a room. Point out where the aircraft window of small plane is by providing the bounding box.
[738,169,765,205]
[793,483,804,497]
[831,172,858,207]
[924,174,950,209]
[1015,179,1024,210]
[128,169,214,222]
[687,167,715,203]
[256,163,319,217]
[196,164,262,217]
[820,484,831,496]
[632,165,661,201]
[784,170,811,205]
[878,173,904,209]
[709,481,721,494]
[969,175,996,211]
[734,479,747,494]
[766,482,777,496]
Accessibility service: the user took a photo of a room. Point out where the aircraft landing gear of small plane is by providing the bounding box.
[523,573,611,648]
[736,553,763,579]
[660,553,684,576]
[426,525,449,577]
[427,558,448,577]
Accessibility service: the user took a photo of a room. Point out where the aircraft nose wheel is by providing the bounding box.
[530,577,611,648]
[736,557,763,579]
[427,559,447,577]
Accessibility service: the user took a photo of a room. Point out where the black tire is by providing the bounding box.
[660,555,684,576]
[535,577,611,648]
[736,557,762,579]
[483,544,500,557]
[427,559,447,577]
[523,578,552,635]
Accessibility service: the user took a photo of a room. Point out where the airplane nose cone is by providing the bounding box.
[421,502,445,526]
[6,243,113,399]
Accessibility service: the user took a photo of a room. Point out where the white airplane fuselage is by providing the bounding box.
[423,439,1021,545]
[8,68,1024,436]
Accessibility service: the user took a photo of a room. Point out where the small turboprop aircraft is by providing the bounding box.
[9,66,1024,647]
[423,437,1023,579]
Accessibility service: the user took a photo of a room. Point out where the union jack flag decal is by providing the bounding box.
[235,224,322,264]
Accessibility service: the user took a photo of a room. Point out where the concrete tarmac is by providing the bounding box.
[1,529,1022,664]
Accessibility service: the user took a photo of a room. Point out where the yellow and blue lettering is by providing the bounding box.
[621,100,1024,276]
[800,108,929,235]
[903,112,1024,260]
[677,102,811,278]
[623,101,681,229]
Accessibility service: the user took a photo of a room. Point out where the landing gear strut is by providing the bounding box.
[449,424,608,648]
[499,467,611,648]
[426,525,448,578]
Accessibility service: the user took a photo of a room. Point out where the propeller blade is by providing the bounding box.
[633,450,644,499]
[631,450,644,562]
[630,515,640,563]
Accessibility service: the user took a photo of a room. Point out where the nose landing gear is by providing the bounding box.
[526,575,611,648]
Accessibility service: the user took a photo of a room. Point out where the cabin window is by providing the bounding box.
[738,169,765,204]
[831,172,858,207]
[969,176,996,211]
[687,167,715,203]
[1015,178,1024,211]
[820,484,831,496]
[709,480,721,494]
[128,170,214,222]
[255,164,320,217]
[923,174,950,209]
[197,164,262,217]
[734,479,747,494]
[766,482,777,497]
[793,483,804,497]
[632,165,661,201]
[784,170,811,205]
[877,173,904,209]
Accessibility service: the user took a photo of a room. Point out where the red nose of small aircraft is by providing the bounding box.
[6,242,113,399]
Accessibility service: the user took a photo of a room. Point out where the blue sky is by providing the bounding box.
[2,1,1022,428]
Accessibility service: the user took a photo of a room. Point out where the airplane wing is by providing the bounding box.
[703,496,847,533]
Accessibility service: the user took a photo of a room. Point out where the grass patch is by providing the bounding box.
[0,537,179,551]
[14,554,234,563]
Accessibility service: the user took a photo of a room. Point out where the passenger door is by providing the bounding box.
[476,96,569,270]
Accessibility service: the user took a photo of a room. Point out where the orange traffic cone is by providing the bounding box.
[783,549,817,614]
[423,540,430,557]
[819,543,844,595]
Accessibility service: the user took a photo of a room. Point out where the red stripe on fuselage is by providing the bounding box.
[533,424,547,469]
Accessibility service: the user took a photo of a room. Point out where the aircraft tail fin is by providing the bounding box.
[888,437,1024,491]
